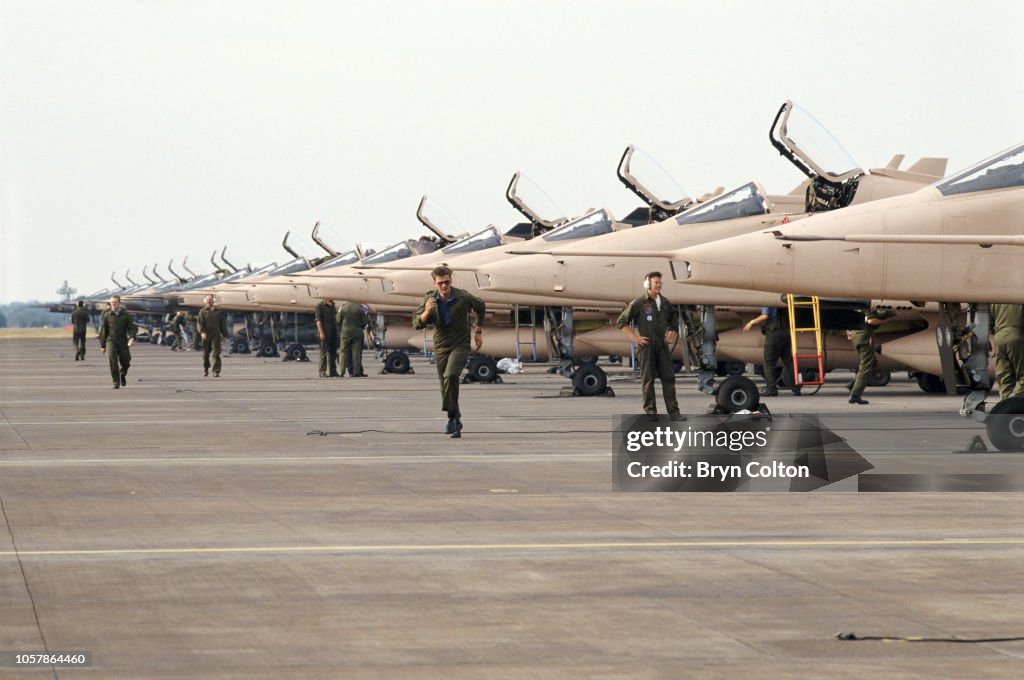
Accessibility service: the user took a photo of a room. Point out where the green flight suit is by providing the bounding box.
[992,303,1024,400]
[98,309,138,385]
[761,308,796,394]
[338,302,369,377]
[849,314,879,399]
[618,294,680,415]
[197,306,229,375]
[71,306,90,360]
[170,312,187,350]
[413,288,486,418]
[315,301,340,376]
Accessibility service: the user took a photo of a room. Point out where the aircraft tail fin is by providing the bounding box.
[885,154,905,170]
[906,157,947,178]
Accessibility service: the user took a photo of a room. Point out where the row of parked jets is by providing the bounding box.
[57,100,1024,450]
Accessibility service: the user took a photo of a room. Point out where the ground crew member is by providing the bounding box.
[744,306,800,396]
[70,300,90,361]
[170,311,188,351]
[413,265,485,438]
[315,298,340,377]
[197,294,229,377]
[992,303,1024,401]
[617,272,682,421]
[190,311,202,351]
[847,309,885,405]
[98,295,137,389]
[338,301,369,377]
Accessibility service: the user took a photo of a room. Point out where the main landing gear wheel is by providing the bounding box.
[715,361,745,376]
[258,343,277,358]
[867,368,891,387]
[724,361,745,376]
[384,351,411,374]
[285,343,307,362]
[232,339,250,354]
[986,397,1024,452]
[572,364,608,397]
[467,356,499,383]
[916,373,946,393]
[715,376,760,413]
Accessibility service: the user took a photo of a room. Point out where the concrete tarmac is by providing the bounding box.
[1,338,1023,678]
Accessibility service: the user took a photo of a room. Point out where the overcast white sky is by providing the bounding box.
[2,0,1022,302]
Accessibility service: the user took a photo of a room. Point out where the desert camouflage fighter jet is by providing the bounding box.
[672,141,1024,448]
[474,101,947,407]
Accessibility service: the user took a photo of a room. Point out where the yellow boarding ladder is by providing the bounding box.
[787,294,824,386]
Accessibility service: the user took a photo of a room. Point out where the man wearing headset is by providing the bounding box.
[617,272,682,421]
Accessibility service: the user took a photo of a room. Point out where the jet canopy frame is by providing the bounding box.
[506,172,568,232]
[770,100,863,183]
[416,196,469,245]
[616,145,693,217]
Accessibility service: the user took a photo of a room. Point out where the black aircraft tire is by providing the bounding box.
[469,356,498,383]
[868,368,891,387]
[986,397,1024,452]
[916,373,946,393]
[258,344,277,358]
[725,361,746,376]
[716,376,760,413]
[573,364,607,397]
[286,343,306,362]
[233,339,249,354]
[385,351,411,374]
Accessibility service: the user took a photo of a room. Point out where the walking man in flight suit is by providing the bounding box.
[99,295,137,388]
[197,294,229,377]
[71,300,90,361]
[413,266,486,438]
[847,309,886,405]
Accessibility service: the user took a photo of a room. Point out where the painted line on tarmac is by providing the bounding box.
[3,416,602,425]
[0,452,605,465]
[3,537,1023,558]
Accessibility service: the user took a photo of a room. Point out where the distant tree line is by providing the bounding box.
[0,302,69,328]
